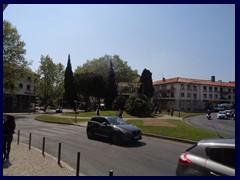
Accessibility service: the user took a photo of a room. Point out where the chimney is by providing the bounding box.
[163,77,165,82]
[211,76,215,82]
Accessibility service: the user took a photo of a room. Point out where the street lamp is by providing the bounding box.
[74,100,77,123]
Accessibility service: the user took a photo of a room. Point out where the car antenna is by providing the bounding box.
[211,123,224,138]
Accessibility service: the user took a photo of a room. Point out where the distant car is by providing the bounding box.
[55,108,62,113]
[217,111,227,119]
[224,110,234,117]
[86,116,142,144]
[176,138,235,176]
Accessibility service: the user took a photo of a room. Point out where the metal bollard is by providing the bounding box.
[17,130,20,145]
[29,133,32,150]
[42,137,45,156]
[58,143,61,165]
[76,152,81,176]
[109,170,113,176]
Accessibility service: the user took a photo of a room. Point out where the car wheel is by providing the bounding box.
[87,130,95,139]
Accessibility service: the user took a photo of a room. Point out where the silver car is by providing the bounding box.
[176,138,235,176]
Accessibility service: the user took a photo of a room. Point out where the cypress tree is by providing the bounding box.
[64,54,76,109]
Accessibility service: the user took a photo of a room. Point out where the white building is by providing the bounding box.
[153,76,235,112]
[4,71,38,113]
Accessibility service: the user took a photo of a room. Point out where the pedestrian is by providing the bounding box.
[96,106,100,116]
[118,108,123,118]
[170,107,174,117]
[3,115,16,162]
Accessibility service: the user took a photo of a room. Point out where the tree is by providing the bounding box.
[3,20,30,93]
[37,55,65,108]
[125,94,153,117]
[138,68,154,99]
[64,54,77,109]
[74,72,106,111]
[75,54,139,84]
[105,60,118,110]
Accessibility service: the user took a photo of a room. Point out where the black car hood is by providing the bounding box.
[116,124,140,132]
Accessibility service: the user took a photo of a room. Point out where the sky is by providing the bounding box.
[3,4,235,82]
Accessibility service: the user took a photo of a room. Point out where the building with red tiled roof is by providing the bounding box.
[153,76,235,112]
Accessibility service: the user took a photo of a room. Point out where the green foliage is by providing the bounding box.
[138,68,154,99]
[125,94,153,117]
[37,55,65,106]
[105,60,118,110]
[74,72,106,110]
[112,96,126,110]
[3,20,30,93]
[64,55,77,108]
[75,54,139,84]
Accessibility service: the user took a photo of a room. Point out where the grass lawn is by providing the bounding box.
[62,111,136,118]
[35,115,89,124]
[127,119,225,141]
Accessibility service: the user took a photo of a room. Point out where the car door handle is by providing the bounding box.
[210,172,220,176]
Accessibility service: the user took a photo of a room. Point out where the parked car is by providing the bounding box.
[217,111,228,119]
[224,110,234,117]
[86,116,142,144]
[176,138,235,176]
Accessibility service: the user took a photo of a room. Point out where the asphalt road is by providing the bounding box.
[183,113,235,138]
[13,114,192,176]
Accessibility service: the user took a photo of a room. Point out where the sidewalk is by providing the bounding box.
[3,142,77,176]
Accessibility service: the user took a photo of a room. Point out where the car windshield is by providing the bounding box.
[219,111,226,114]
[108,117,127,125]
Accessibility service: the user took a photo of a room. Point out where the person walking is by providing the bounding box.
[3,115,16,162]
[96,106,100,116]
[118,108,123,118]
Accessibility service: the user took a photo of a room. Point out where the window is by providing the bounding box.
[203,94,207,99]
[215,94,218,99]
[187,85,191,91]
[27,85,30,91]
[19,83,23,89]
[193,85,197,91]
[228,95,231,99]
[209,87,213,92]
[193,94,197,100]
[27,77,31,81]
[203,86,207,91]
[215,87,218,92]
[208,148,235,168]
[209,94,213,99]
[181,84,185,91]
[187,93,191,98]
[181,93,184,98]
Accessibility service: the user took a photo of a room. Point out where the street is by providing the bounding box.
[13,114,191,176]
[183,113,235,138]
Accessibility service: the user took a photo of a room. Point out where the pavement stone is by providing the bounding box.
[3,141,77,176]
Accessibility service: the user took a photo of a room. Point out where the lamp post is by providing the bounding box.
[74,100,77,123]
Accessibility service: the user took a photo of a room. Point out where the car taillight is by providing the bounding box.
[178,152,191,165]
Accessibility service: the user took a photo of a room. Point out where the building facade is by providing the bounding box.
[4,71,38,113]
[153,76,235,112]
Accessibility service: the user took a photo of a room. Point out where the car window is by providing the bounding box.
[108,117,127,125]
[208,148,235,169]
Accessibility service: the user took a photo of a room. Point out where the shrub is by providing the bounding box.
[125,94,153,117]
